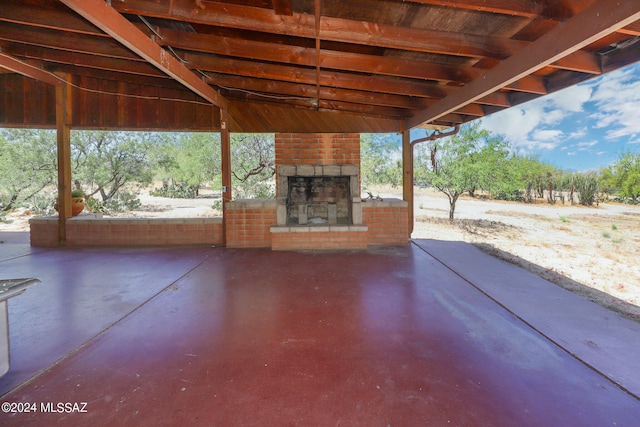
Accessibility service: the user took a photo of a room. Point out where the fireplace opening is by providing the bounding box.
[287,176,351,225]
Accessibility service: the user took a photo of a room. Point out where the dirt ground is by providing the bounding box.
[2,186,639,320]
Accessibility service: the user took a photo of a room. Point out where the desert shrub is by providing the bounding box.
[150,180,199,199]
[573,172,600,206]
[85,197,108,214]
[211,200,223,211]
[29,192,57,216]
[104,191,141,212]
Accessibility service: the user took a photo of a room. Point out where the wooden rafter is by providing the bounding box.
[59,0,227,108]
[113,0,601,74]
[401,0,543,19]
[406,0,640,128]
[0,51,61,86]
[156,27,549,94]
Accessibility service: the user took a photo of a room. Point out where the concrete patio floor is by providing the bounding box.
[0,231,639,426]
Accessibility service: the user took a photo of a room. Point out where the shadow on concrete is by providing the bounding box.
[474,242,640,323]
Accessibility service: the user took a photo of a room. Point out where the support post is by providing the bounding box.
[402,130,414,236]
[55,75,72,245]
[220,108,232,246]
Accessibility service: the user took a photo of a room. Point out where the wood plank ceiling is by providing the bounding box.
[1,0,640,133]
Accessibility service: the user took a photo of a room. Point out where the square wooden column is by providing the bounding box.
[55,76,72,245]
[402,130,414,236]
[220,108,232,246]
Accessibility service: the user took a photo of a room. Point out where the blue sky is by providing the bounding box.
[479,62,640,172]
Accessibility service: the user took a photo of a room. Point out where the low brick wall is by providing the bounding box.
[270,225,369,250]
[362,198,409,246]
[225,199,277,248]
[29,198,409,249]
[29,216,224,247]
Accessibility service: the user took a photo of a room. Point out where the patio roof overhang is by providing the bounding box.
[1,0,640,133]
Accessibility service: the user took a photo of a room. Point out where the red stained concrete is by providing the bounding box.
[0,232,639,426]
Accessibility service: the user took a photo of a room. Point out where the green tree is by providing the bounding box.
[0,129,57,211]
[71,130,160,202]
[602,152,640,202]
[154,132,222,195]
[360,133,402,188]
[515,156,561,203]
[415,122,499,220]
[231,133,275,198]
[472,135,515,199]
[151,132,275,199]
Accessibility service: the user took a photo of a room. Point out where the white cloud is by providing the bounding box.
[479,62,640,165]
[587,64,640,139]
[551,84,592,112]
[568,127,588,139]
[533,129,563,140]
[481,77,593,153]
[576,140,598,148]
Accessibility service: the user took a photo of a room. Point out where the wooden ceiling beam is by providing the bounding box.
[157,29,464,83]
[192,55,453,99]
[317,100,409,119]
[59,0,227,108]
[0,51,61,86]
[158,27,548,94]
[319,16,525,60]
[210,73,428,110]
[223,90,409,120]
[156,27,474,83]
[0,42,167,78]
[406,0,640,129]
[210,72,489,119]
[187,53,522,107]
[400,0,543,19]
[112,0,314,37]
[476,91,511,107]
[618,22,640,36]
[0,3,106,37]
[0,22,139,61]
[42,63,184,89]
[114,0,601,74]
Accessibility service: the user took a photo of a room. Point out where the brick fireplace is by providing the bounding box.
[274,134,361,221]
[225,133,409,250]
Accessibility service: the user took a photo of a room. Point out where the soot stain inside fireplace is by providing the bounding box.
[287,176,351,225]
